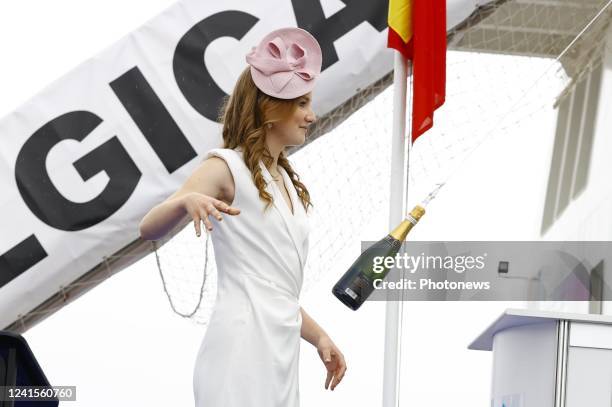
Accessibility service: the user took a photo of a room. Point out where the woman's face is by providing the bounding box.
[272,93,316,146]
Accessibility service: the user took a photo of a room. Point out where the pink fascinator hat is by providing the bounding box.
[245,27,322,99]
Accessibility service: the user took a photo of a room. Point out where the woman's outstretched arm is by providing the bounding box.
[300,307,347,391]
[139,157,240,241]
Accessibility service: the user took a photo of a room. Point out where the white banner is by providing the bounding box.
[0,0,393,329]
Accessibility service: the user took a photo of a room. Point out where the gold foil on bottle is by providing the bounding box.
[389,205,426,241]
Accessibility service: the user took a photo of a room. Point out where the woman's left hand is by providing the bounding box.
[316,335,347,391]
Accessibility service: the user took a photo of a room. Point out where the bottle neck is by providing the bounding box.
[389,219,416,241]
[388,205,426,241]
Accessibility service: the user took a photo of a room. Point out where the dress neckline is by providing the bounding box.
[233,147,298,218]
[261,163,296,217]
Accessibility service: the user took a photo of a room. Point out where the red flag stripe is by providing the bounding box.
[411,0,446,143]
[387,27,413,60]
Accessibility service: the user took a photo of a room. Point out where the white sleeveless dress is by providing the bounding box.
[193,147,310,406]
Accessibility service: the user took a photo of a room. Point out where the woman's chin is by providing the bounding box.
[287,134,306,147]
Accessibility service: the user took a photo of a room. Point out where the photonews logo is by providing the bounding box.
[372,252,487,274]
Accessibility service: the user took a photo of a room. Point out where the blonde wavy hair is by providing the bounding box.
[218,66,313,213]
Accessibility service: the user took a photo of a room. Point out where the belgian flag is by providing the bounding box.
[388,0,447,143]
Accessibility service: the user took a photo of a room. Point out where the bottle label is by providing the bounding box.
[344,287,358,300]
[347,273,375,302]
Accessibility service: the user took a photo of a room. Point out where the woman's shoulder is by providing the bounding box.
[201,147,252,204]
[203,147,243,163]
[204,146,241,156]
[203,147,250,177]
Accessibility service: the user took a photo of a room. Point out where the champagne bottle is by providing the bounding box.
[332,205,426,310]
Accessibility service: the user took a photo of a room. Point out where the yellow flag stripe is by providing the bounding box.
[388,0,412,43]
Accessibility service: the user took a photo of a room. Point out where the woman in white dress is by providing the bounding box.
[139,27,347,406]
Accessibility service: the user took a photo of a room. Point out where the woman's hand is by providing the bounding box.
[181,192,240,236]
[316,335,347,391]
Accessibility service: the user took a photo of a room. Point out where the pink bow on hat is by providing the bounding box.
[246,36,316,93]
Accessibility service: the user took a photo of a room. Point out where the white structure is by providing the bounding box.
[450,0,612,315]
[536,7,612,314]
[470,308,612,407]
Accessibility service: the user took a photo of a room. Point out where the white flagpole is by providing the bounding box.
[382,51,412,407]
